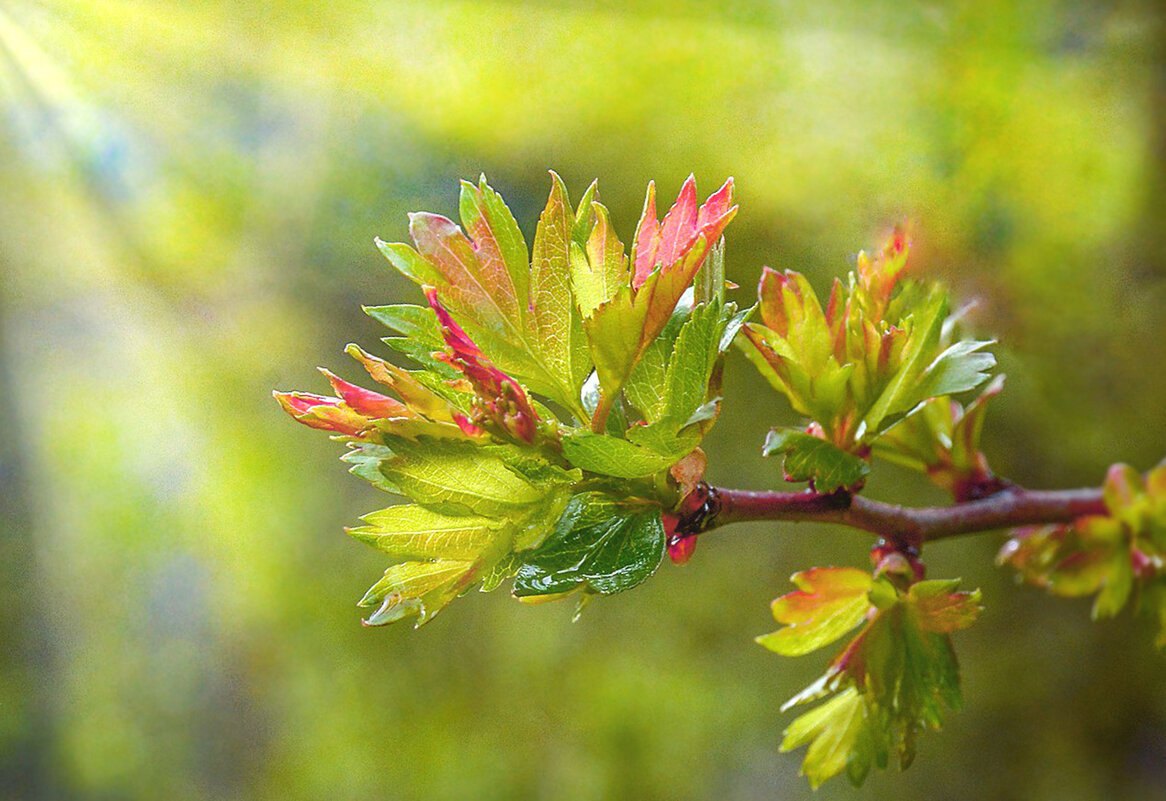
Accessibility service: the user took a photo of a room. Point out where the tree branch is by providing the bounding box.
[699,484,1107,547]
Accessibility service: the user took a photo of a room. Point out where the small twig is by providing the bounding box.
[700,484,1107,545]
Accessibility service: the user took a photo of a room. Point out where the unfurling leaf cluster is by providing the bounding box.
[276,173,744,625]
[738,227,996,494]
[758,561,982,788]
[998,461,1166,643]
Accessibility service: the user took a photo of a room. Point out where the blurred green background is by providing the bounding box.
[2,1,1165,799]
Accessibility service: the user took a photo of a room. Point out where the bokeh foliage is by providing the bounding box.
[1,1,1164,799]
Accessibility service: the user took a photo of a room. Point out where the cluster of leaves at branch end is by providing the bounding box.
[275,173,744,625]
[998,460,1166,645]
[757,555,982,788]
[739,227,997,493]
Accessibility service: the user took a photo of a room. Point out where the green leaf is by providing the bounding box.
[905,339,996,410]
[659,300,724,426]
[364,303,445,346]
[346,505,504,561]
[1103,462,1148,527]
[570,202,627,318]
[479,552,524,593]
[860,290,949,436]
[512,493,665,598]
[357,559,478,626]
[378,176,592,416]
[907,580,983,633]
[560,429,678,478]
[757,567,874,656]
[1091,547,1134,619]
[719,302,754,353]
[772,572,982,787]
[375,238,442,286]
[468,174,531,314]
[583,283,650,401]
[571,179,599,247]
[343,438,579,627]
[624,422,701,461]
[781,688,884,789]
[998,518,1128,601]
[763,429,870,492]
[378,436,550,516]
[624,297,694,421]
[843,581,978,732]
[363,303,458,376]
[341,442,401,494]
[584,234,713,403]
[530,172,593,414]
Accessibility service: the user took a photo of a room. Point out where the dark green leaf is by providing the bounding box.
[763,429,870,492]
[513,494,665,597]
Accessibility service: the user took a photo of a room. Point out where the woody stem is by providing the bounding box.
[697,484,1107,547]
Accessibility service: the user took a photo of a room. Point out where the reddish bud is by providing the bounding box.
[273,391,370,437]
[871,539,925,583]
[668,534,698,564]
[425,288,540,443]
[318,368,410,419]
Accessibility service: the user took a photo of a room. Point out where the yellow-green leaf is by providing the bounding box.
[757,567,873,656]
[346,505,504,561]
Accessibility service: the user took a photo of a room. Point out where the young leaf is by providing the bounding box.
[342,442,401,494]
[623,299,694,421]
[379,175,589,415]
[461,175,531,315]
[756,567,874,656]
[582,178,737,409]
[560,429,677,478]
[363,303,458,377]
[998,461,1166,630]
[377,436,550,516]
[570,202,627,318]
[346,505,504,561]
[513,494,666,598]
[763,428,871,492]
[873,375,1006,499]
[659,300,726,426]
[780,688,886,789]
[529,172,592,413]
[425,289,541,443]
[911,339,997,402]
[859,289,948,436]
[737,227,997,457]
[358,559,479,627]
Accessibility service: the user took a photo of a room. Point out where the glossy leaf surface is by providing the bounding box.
[513,493,666,598]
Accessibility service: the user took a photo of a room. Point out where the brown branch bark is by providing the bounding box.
[699,484,1107,548]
